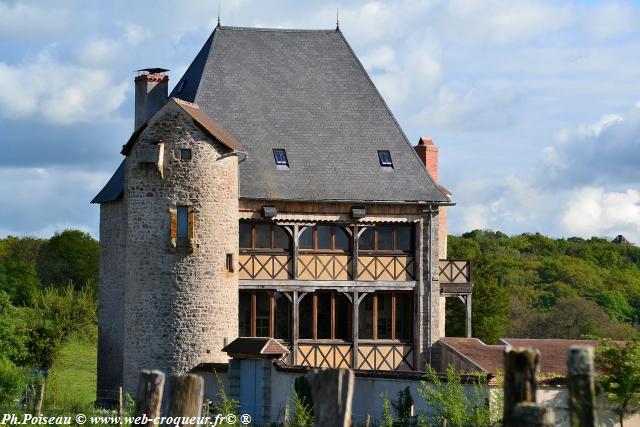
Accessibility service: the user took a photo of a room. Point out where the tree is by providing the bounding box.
[596,338,640,427]
[36,230,99,294]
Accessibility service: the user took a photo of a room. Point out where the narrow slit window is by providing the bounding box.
[378,150,393,167]
[273,149,289,166]
[225,253,234,272]
[177,206,189,239]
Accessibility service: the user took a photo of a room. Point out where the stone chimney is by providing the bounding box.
[414,136,439,182]
[134,68,169,130]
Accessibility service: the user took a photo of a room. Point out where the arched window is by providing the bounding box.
[358,224,414,253]
[239,221,291,251]
[299,225,351,252]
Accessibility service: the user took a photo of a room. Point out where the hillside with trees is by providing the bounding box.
[446,230,640,343]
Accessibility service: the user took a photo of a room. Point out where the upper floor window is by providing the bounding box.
[239,221,291,251]
[177,206,189,239]
[299,225,350,252]
[273,149,289,167]
[378,150,393,167]
[359,223,414,253]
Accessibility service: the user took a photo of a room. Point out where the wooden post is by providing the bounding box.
[310,368,354,427]
[513,403,555,427]
[364,414,371,427]
[135,370,165,425]
[118,386,123,426]
[503,347,540,427]
[283,403,290,427]
[33,383,44,416]
[352,291,359,369]
[568,346,596,427]
[465,295,472,338]
[167,374,204,421]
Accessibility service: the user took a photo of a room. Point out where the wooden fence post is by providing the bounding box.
[568,346,596,427]
[283,404,290,427]
[167,374,204,422]
[135,370,166,426]
[118,386,123,427]
[33,383,45,416]
[513,403,555,427]
[309,368,354,427]
[503,346,540,427]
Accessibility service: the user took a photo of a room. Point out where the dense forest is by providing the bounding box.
[0,230,98,402]
[446,230,640,343]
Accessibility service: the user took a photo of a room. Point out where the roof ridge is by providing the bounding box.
[219,25,337,33]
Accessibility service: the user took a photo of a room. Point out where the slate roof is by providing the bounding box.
[94,25,448,204]
[91,160,125,204]
[169,25,447,203]
[222,337,289,357]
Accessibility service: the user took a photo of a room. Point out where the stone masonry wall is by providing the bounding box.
[96,200,127,405]
[123,102,239,393]
[418,208,443,369]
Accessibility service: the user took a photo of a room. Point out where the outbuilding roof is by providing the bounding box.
[170,25,447,203]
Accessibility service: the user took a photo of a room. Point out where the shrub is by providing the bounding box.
[0,358,27,404]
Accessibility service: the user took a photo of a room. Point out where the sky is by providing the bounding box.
[0,0,639,242]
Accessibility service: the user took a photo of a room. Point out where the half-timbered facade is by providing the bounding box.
[93,24,472,403]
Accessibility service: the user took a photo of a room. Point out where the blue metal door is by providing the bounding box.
[239,359,264,424]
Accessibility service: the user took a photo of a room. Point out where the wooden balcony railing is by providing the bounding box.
[240,252,415,281]
[295,342,414,371]
[239,253,293,280]
[357,255,415,281]
[439,259,473,294]
[298,254,352,280]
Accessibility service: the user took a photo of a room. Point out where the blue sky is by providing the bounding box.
[1,0,639,241]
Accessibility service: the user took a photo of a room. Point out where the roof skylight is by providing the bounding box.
[378,150,393,167]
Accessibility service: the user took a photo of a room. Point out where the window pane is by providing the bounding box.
[239,292,251,337]
[358,294,374,339]
[275,293,290,340]
[316,293,332,339]
[396,293,413,341]
[255,293,271,337]
[378,150,393,166]
[273,149,288,165]
[299,295,313,339]
[359,227,374,251]
[273,226,290,250]
[335,293,350,340]
[177,207,189,239]
[377,293,392,339]
[377,225,393,251]
[317,225,332,250]
[334,227,350,251]
[299,228,313,249]
[255,223,271,249]
[396,225,413,252]
[239,222,252,249]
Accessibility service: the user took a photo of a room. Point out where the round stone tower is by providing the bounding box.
[122,98,239,392]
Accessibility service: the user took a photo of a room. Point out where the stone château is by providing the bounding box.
[92,24,473,405]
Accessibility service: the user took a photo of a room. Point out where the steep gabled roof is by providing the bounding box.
[171,25,448,203]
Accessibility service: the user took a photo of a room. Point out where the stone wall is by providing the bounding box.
[123,102,239,393]
[96,200,127,405]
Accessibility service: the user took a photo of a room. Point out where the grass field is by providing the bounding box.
[44,335,96,411]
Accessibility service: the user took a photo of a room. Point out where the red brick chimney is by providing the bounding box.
[414,136,439,182]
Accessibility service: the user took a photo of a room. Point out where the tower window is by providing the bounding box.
[225,253,234,272]
[177,206,189,239]
[378,150,393,167]
[273,149,289,167]
[180,149,192,160]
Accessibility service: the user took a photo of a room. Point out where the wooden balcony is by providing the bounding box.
[239,253,415,282]
[295,342,414,371]
[439,259,473,295]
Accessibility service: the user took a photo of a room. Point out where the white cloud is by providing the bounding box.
[0,50,128,124]
[0,167,107,238]
[561,187,640,242]
[0,2,71,39]
[122,23,153,45]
